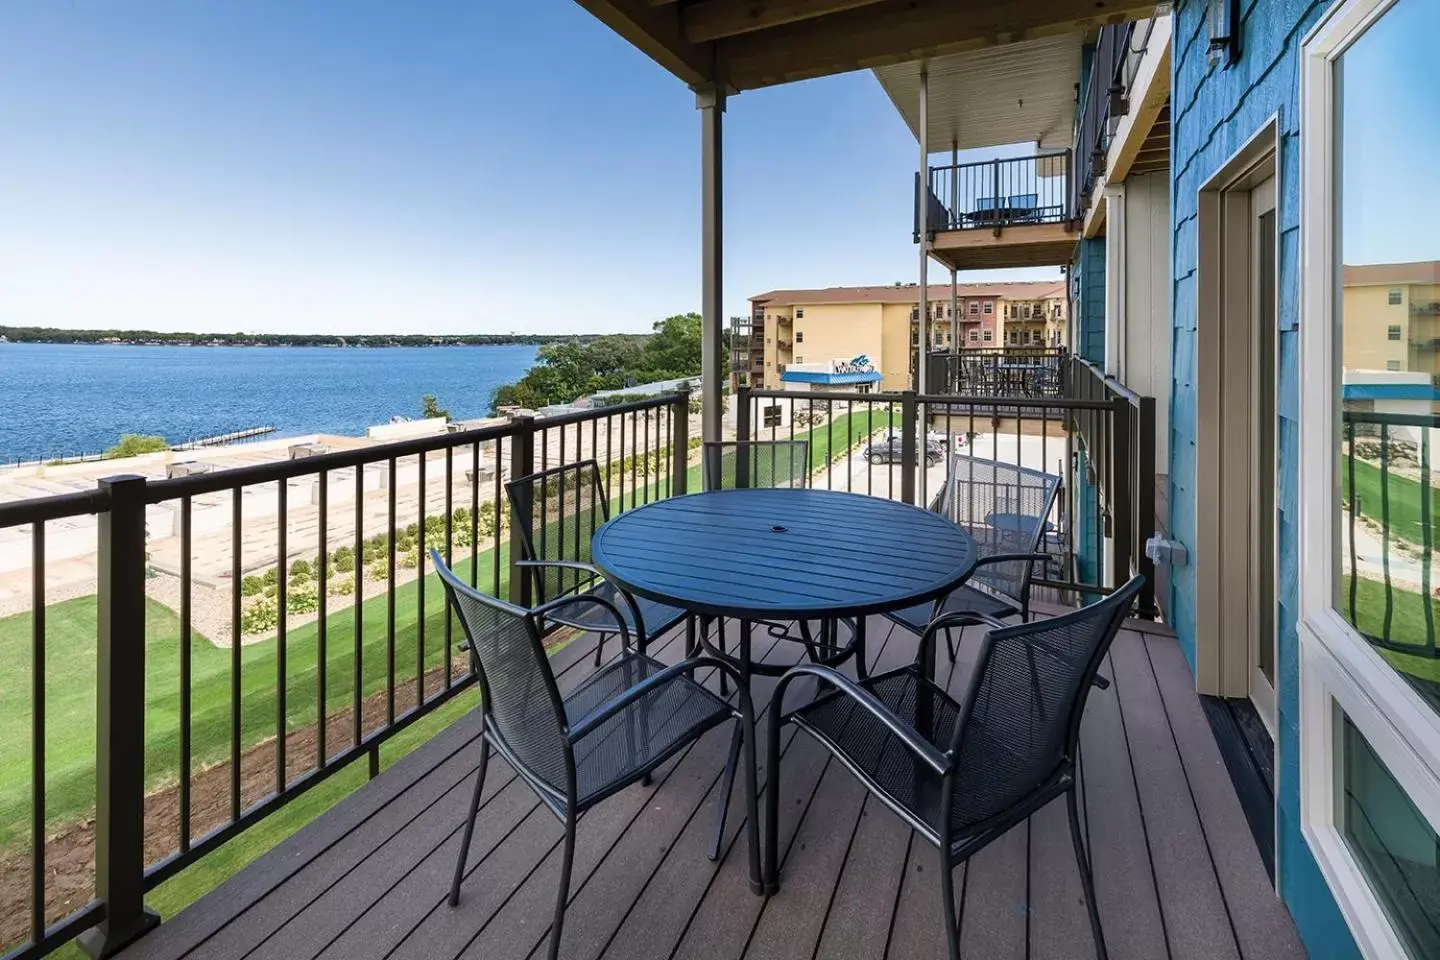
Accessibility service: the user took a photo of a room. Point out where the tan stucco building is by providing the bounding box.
[1341,261,1440,376]
[732,281,1067,392]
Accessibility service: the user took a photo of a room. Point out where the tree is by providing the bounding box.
[103,434,170,459]
[420,394,451,421]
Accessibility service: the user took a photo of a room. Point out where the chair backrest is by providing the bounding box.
[431,550,571,794]
[702,440,811,491]
[943,454,1061,602]
[944,575,1144,834]
[1008,193,1039,210]
[506,460,609,604]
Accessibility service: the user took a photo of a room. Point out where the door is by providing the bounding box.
[1249,176,1278,732]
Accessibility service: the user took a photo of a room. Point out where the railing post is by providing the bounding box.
[991,159,1002,233]
[1135,395,1158,618]
[900,390,919,505]
[79,475,160,958]
[1065,148,1075,223]
[507,416,535,607]
[671,389,690,496]
[1109,396,1133,595]
[735,387,753,489]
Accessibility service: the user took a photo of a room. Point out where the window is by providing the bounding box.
[795,331,804,343]
[856,383,874,394]
[969,302,979,315]
[1054,304,1063,317]
[1299,1,1440,955]
[968,330,979,343]
[1023,304,1032,318]
[1388,325,1402,340]
[1341,716,1440,958]
[983,302,993,315]
[982,330,992,343]
[1008,331,1019,345]
[911,307,919,321]
[795,308,804,318]
[762,405,782,428]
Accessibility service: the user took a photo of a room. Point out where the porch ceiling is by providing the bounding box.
[572,0,1159,92]
[873,34,1084,152]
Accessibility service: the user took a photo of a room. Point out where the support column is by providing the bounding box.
[949,268,958,354]
[915,62,929,394]
[697,85,726,443]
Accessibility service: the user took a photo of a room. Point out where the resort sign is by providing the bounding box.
[832,355,875,375]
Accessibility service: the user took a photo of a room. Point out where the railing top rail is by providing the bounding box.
[142,391,684,502]
[927,150,1070,176]
[0,487,112,527]
[1344,410,1440,428]
[1071,356,1146,407]
[744,387,1113,411]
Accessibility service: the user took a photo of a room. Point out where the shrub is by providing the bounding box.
[240,575,265,597]
[400,550,419,570]
[368,558,390,581]
[287,583,319,615]
[328,575,355,596]
[102,433,170,459]
[241,598,280,635]
[332,549,355,573]
[289,558,312,578]
[289,570,312,587]
[262,566,279,587]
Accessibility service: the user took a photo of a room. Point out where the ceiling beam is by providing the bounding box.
[575,0,713,84]
[682,0,890,43]
[718,0,1155,89]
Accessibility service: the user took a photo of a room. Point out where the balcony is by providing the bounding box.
[0,379,1301,960]
[915,153,1076,270]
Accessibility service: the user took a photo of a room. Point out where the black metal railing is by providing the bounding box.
[918,152,1072,240]
[0,392,692,960]
[927,348,1070,400]
[1340,409,1440,712]
[1072,21,1136,217]
[1069,357,1157,618]
[733,386,1157,609]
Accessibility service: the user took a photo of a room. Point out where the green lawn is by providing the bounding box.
[0,545,506,847]
[1344,457,1440,551]
[1342,574,1440,684]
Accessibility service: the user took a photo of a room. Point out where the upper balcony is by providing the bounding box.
[915,152,1075,270]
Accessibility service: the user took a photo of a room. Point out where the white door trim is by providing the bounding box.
[1298,0,1440,955]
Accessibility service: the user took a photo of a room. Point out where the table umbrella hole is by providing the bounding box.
[770,525,787,533]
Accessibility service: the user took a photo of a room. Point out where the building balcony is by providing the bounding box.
[915,153,1077,270]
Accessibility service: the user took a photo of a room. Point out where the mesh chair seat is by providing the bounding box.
[540,581,686,644]
[885,585,1020,634]
[559,652,733,809]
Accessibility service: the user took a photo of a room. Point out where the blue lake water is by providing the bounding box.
[0,342,539,463]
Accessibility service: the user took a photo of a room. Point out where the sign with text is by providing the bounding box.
[832,355,875,374]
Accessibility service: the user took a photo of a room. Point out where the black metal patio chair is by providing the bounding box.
[887,454,1062,661]
[508,460,688,667]
[765,575,1144,960]
[432,552,762,960]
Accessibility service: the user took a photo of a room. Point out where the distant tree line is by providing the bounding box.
[490,312,705,411]
[0,325,611,348]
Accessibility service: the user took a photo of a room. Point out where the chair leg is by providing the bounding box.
[1067,787,1108,960]
[715,618,729,698]
[763,705,782,894]
[546,808,578,960]
[709,718,744,861]
[448,737,489,907]
[946,625,964,663]
[939,847,962,960]
[594,631,605,667]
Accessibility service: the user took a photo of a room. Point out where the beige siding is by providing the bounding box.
[1341,285,1410,373]
[880,303,916,391]
[1121,172,1172,465]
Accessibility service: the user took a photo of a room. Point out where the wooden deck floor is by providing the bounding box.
[119,612,1307,960]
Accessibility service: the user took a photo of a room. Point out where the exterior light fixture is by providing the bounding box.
[1207,0,1241,66]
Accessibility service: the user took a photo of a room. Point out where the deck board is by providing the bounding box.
[117,617,1304,960]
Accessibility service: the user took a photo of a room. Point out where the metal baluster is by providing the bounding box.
[231,488,243,820]
[317,471,327,768]
[31,522,46,942]
[179,497,192,849]
[387,457,397,725]
[353,468,364,748]
[276,479,288,793]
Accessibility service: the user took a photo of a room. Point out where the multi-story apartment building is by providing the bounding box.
[733,281,1066,392]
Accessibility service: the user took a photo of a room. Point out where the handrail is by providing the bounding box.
[921,151,1072,236]
[0,488,112,527]
[746,387,1112,411]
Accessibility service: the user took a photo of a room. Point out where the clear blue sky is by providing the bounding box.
[0,1,1060,336]
[1340,0,1440,268]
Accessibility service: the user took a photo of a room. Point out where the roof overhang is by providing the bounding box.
[873,34,1084,151]
[572,0,1159,92]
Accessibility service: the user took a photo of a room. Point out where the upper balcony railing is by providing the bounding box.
[1072,19,1163,216]
[916,152,1072,240]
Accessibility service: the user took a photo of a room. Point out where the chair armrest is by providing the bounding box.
[566,655,752,743]
[928,609,1012,632]
[529,593,632,651]
[971,552,1050,570]
[517,558,652,645]
[773,665,951,776]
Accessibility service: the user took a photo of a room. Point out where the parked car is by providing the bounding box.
[864,434,945,465]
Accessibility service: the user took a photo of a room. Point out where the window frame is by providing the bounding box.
[1387,324,1402,341]
[1299,2,1440,956]
[1390,289,1404,305]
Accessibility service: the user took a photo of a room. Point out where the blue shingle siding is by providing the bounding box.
[1168,0,1360,954]
[1075,450,1100,584]
[1077,238,1107,364]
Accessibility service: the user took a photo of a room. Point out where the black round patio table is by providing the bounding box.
[591,488,978,678]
